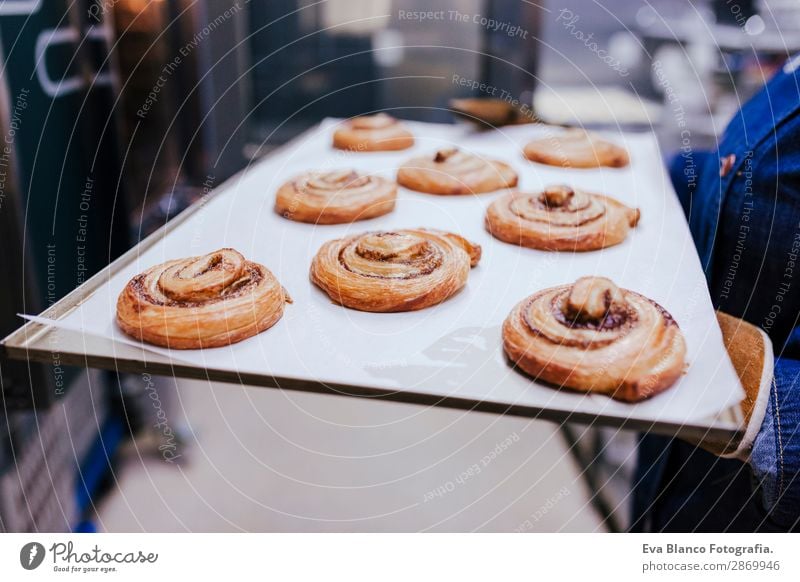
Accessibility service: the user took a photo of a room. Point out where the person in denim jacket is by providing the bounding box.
[632,55,800,531]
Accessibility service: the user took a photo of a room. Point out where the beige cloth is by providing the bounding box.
[685,312,773,460]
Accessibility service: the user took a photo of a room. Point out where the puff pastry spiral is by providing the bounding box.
[523,129,629,168]
[332,113,414,151]
[117,248,290,349]
[275,169,397,224]
[310,229,481,312]
[397,148,518,195]
[485,185,640,251]
[503,277,686,401]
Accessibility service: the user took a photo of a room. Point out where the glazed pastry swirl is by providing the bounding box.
[333,113,414,151]
[397,148,518,195]
[310,229,481,312]
[350,114,397,130]
[275,169,397,224]
[486,185,640,251]
[503,277,686,402]
[523,129,629,168]
[117,248,290,349]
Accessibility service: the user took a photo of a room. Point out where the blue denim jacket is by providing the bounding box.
[634,59,800,531]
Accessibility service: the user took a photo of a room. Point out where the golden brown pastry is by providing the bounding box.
[275,169,396,224]
[397,148,518,195]
[503,277,686,402]
[117,248,290,349]
[332,113,414,151]
[485,185,640,251]
[310,229,481,312]
[523,129,629,168]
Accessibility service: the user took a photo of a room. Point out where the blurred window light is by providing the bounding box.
[744,14,766,35]
[321,0,392,35]
[372,29,405,67]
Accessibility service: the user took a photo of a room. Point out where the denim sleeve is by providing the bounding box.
[751,357,800,529]
[667,150,716,217]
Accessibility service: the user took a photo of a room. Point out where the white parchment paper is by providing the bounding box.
[49,119,744,425]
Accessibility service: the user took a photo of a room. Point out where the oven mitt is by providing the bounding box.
[682,311,773,460]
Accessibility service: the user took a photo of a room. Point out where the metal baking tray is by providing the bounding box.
[2,120,744,441]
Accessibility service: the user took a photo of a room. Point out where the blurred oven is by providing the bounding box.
[0,0,128,409]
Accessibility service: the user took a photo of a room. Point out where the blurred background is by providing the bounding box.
[1,0,797,532]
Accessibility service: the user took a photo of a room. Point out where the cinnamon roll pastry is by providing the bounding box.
[310,229,481,312]
[333,113,414,151]
[397,148,518,195]
[503,277,686,402]
[116,248,290,349]
[523,129,629,168]
[485,185,640,251]
[275,169,397,224]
